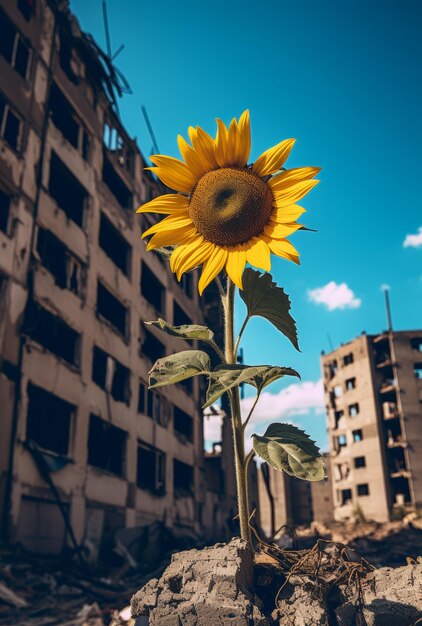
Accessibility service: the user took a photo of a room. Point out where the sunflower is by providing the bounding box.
[137,111,320,294]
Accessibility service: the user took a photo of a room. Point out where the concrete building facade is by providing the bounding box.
[258,456,333,538]
[322,330,422,523]
[0,0,210,555]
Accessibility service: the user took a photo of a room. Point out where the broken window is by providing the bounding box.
[102,156,132,209]
[49,152,88,227]
[174,406,194,443]
[414,363,422,379]
[140,263,165,314]
[410,337,422,352]
[141,328,165,363]
[343,353,354,366]
[96,281,128,337]
[173,459,194,495]
[352,429,363,443]
[180,272,194,299]
[357,483,369,496]
[334,410,344,429]
[345,377,356,391]
[0,10,32,79]
[99,213,131,275]
[333,462,349,481]
[354,456,366,469]
[333,385,342,398]
[340,489,352,505]
[103,119,134,174]
[0,187,11,234]
[48,83,90,160]
[24,301,80,366]
[0,95,23,151]
[326,360,338,380]
[138,380,171,427]
[338,434,347,448]
[59,35,79,85]
[36,227,85,296]
[92,346,130,405]
[137,441,166,495]
[138,380,146,414]
[87,414,126,477]
[26,383,74,455]
[348,403,359,417]
[173,301,192,327]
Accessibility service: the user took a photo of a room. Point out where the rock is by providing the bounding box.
[336,563,422,626]
[131,538,269,625]
[272,580,329,626]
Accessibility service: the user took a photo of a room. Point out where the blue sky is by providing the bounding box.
[71,0,422,449]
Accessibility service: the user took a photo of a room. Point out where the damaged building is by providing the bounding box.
[0,0,216,556]
[322,329,422,522]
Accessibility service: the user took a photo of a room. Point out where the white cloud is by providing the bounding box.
[403,227,422,248]
[308,281,361,311]
[204,380,325,453]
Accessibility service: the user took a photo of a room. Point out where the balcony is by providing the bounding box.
[379,379,397,394]
[390,469,411,479]
[386,437,406,449]
[382,401,400,420]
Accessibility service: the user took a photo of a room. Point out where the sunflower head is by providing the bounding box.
[137,111,320,294]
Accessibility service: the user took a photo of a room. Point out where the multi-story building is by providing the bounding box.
[0,0,211,554]
[322,329,422,522]
[258,454,333,538]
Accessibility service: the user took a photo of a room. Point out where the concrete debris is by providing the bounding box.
[132,538,422,626]
[131,538,269,625]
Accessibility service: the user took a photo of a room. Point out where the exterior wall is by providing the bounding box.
[0,0,209,553]
[322,335,390,522]
[310,454,334,524]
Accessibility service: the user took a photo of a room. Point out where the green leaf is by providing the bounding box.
[240,268,299,351]
[252,423,326,481]
[145,318,215,342]
[252,366,300,393]
[203,364,299,409]
[149,350,211,389]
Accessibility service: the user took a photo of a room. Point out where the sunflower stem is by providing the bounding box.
[224,277,251,545]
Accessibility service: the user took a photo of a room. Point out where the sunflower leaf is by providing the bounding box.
[145,318,215,342]
[149,350,211,389]
[240,269,299,351]
[252,423,326,481]
[203,364,299,408]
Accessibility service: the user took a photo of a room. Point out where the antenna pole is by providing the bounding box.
[384,287,393,332]
[142,106,160,154]
[102,0,112,58]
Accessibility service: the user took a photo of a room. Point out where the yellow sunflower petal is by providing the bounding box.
[146,225,198,250]
[244,238,271,272]
[272,179,319,207]
[237,109,251,168]
[147,154,197,193]
[226,118,240,166]
[225,246,247,289]
[177,135,209,180]
[188,126,219,170]
[171,240,215,280]
[271,204,307,223]
[266,237,300,264]
[269,167,321,191]
[198,246,228,295]
[136,193,189,215]
[141,214,194,239]
[215,118,229,167]
[252,138,296,177]
[264,222,302,239]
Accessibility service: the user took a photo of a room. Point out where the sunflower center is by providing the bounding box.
[189,168,273,246]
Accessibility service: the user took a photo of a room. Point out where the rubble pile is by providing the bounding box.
[132,538,422,626]
[0,547,162,626]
